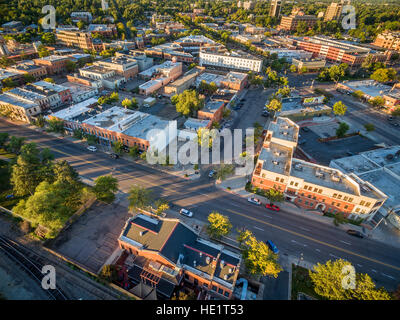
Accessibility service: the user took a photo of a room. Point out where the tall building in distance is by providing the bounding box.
[278,9,317,32]
[324,0,344,22]
[269,0,282,18]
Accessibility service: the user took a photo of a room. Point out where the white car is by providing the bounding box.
[87,146,97,152]
[179,208,194,218]
[247,197,261,205]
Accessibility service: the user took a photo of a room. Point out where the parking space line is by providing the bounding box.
[253,226,264,231]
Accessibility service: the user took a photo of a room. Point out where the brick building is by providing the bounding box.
[373,32,400,52]
[118,214,241,300]
[33,55,70,75]
[251,117,387,221]
[295,36,388,67]
[197,100,225,124]
[278,11,317,32]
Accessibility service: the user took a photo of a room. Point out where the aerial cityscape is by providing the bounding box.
[1,0,400,307]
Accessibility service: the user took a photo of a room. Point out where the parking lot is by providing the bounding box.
[49,200,131,273]
[298,129,378,165]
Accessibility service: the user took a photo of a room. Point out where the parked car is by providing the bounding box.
[179,208,194,218]
[301,127,310,132]
[387,116,394,121]
[208,169,216,178]
[262,110,270,117]
[266,240,279,254]
[346,229,364,238]
[110,153,119,159]
[247,197,261,205]
[265,203,280,211]
[298,139,306,145]
[87,146,97,152]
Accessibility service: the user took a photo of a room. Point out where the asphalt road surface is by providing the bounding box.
[1,119,400,291]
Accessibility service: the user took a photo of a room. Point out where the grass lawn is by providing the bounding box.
[0,148,16,160]
[291,264,323,300]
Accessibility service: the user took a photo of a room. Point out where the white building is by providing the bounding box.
[199,50,262,73]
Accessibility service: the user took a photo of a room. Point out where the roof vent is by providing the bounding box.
[139,231,145,236]
[220,260,225,268]
[224,275,228,280]
[272,160,279,165]
[206,256,211,264]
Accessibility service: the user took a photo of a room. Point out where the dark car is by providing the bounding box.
[301,127,310,132]
[266,240,279,254]
[110,153,120,159]
[346,229,364,238]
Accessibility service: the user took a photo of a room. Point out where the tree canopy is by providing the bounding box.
[206,212,232,239]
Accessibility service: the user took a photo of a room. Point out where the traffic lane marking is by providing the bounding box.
[225,208,400,272]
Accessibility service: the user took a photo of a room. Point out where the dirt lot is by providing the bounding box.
[48,201,131,274]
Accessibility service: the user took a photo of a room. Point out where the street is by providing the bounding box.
[1,118,400,291]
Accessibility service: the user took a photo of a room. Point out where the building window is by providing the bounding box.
[280,178,284,183]
[194,279,198,286]
[360,200,365,206]
[365,202,371,208]
[218,288,223,295]
[275,177,280,182]
[212,285,217,292]
[295,183,299,187]
[224,291,229,297]
[333,193,337,198]
[290,181,294,186]
[185,274,189,279]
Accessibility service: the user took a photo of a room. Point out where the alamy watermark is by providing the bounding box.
[41,265,56,290]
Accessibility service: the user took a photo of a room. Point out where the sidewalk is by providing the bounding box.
[216,174,400,248]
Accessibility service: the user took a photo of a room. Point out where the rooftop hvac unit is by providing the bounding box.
[274,151,281,156]
[294,163,303,171]
[139,231,145,236]
[229,268,233,273]
[220,260,225,268]
[331,174,340,182]
[224,275,228,280]
[206,256,211,264]
[272,160,280,165]
[315,170,324,178]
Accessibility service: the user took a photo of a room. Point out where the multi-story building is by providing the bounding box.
[373,32,400,52]
[56,30,99,51]
[30,81,72,106]
[269,0,282,18]
[324,1,344,22]
[292,57,326,71]
[116,51,154,72]
[295,36,388,67]
[95,56,139,80]
[51,105,177,153]
[251,117,387,221]
[138,61,183,95]
[220,71,248,91]
[6,61,47,80]
[79,65,126,90]
[198,100,225,124]
[33,55,69,75]
[0,93,41,122]
[87,24,118,38]
[59,81,98,103]
[163,66,204,96]
[278,11,317,31]
[337,80,400,111]
[199,49,263,73]
[71,12,93,23]
[118,213,241,300]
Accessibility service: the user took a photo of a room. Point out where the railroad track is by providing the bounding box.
[0,235,127,300]
[0,235,68,300]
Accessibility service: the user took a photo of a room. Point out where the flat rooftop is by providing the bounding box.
[268,117,299,144]
[203,100,224,114]
[139,61,181,78]
[341,80,395,98]
[0,93,38,110]
[60,81,96,94]
[195,72,226,87]
[259,142,292,176]
[223,71,247,83]
[50,97,99,120]
[184,117,210,130]
[32,81,68,93]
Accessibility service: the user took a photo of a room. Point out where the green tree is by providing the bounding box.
[100,264,118,282]
[46,118,64,134]
[112,141,124,155]
[289,64,297,73]
[0,132,9,148]
[122,98,133,109]
[336,122,350,138]
[364,123,375,132]
[371,68,397,83]
[65,60,77,72]
[206,212,232,239]
[38,45,51,58]
[332,101,347,116]
[215,164,234,181]
[11,143,44,196]
[41,32,56,45]
[309,259,391,300]
[43,77,55,84]
[7,136,25,154]
[369,96,385,108]
[128,185,153,211]
[93,175,119,203]
[173,90,204,116]
[265,98,282,112]
[351,90,364,99]
[154,198,169,216]
[237,230,282,278]
[23,74,35,83]
[129,145,140,158]
[264,188,284,205]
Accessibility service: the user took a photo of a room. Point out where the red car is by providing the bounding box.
[265,203,280,212]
